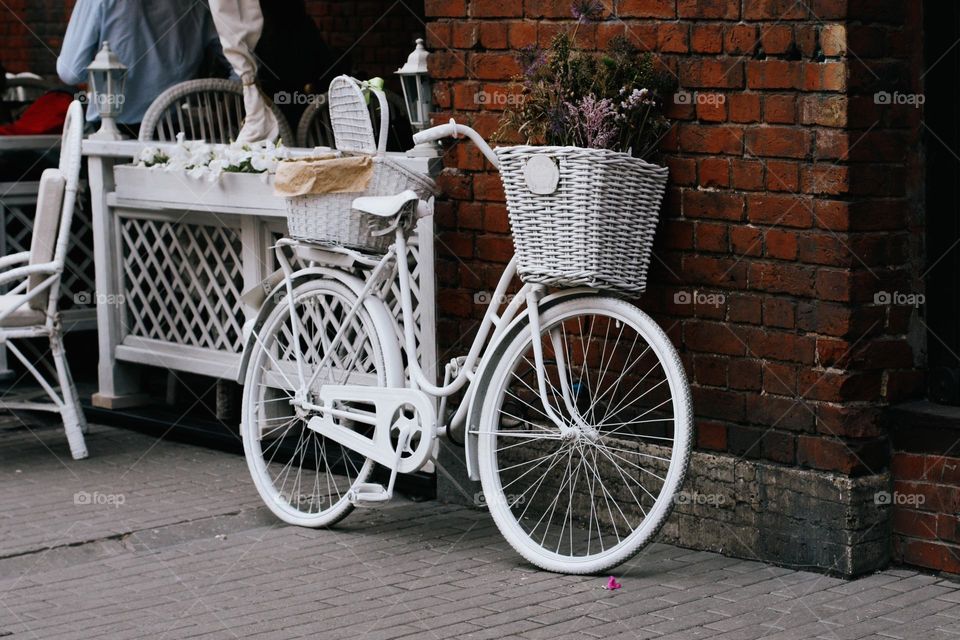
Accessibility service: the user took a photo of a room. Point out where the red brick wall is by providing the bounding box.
[0,1,74,75]
[891,451,960,574]
[425,0,924,475]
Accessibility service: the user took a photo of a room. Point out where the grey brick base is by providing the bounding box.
[437,444,891,578]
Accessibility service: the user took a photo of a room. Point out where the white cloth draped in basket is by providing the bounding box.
[209,0,279,143]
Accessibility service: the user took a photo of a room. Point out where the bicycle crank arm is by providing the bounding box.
[304,385,436,474]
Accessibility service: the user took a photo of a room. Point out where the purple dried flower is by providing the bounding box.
[516,45,547,77]
[565,94,618,149]
[571,0,604,21]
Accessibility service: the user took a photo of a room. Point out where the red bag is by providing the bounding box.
[0,91,73,135]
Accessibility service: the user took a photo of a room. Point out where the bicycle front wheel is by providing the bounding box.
[476,296,692,574]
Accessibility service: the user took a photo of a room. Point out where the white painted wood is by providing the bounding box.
[86,137,439,410]
[0,135,60,151]
[113,165,280,211]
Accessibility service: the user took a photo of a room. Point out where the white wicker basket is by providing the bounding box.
[284,75,435,253]
[285,156,435,253]
[495,145,669,294]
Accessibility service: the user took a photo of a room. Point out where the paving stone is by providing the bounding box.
[2,423,959,639]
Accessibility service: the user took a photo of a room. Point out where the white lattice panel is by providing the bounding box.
[1,183,96,310]
[120,217,245,353]
[269,221,437,386]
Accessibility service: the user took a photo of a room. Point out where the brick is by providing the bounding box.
[678,0,740,20]
[747,193,813,228]
[724,24,758,54]
[893,510,938,539]
[748,262,816,296]
[698,157,729,187]
[695,221,729,252]
[472,0,522,17]
[746,60,803,89]
[697,420,728,450]
[745,127,811,159]
[820,24,847,56]
[800,95,847,127]
[727,294,762,323]
[730,358,763,389]
[479,22,508,48]
[683,189,745,221]
[691,24,723,53]
[764,228,799,260]
[731,159,765,191]
[471,52,521,79]
[726,94,760,124]
[730,225,763,256]
[765,160,799,192]
[764,95,796,124]
[760,24,794,55]
[618,0,677,18]
[797,435,885,475]
[507,21,536,48]
[743,0,809,20]
[658,22,689,52]
[426,0,467,17]
[679,58,745,89]
[679,124,744,154]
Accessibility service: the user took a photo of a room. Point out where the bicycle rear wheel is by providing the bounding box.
[241,278,388,527]
[476,296,692,574]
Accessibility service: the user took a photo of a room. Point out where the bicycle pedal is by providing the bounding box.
[347,482,392,507]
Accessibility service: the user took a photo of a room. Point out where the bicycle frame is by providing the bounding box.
[267,117,594,474]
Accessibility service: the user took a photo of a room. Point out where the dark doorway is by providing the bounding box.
[924,1,960,404]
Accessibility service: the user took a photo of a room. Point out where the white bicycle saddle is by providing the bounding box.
[352,189,419,217]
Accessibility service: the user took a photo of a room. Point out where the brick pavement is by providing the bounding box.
[1,421,959,639]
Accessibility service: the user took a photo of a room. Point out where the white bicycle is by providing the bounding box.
[238,121,693,574]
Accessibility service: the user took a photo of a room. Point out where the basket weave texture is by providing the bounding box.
[285,157,435,253]
[284,75,434,253]
[495,145,669,294]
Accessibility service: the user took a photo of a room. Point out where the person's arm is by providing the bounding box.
[56,0,103,85]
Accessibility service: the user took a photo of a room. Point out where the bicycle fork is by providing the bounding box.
[525,287,598,441]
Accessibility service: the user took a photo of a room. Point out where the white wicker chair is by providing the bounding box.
[139,78,295,144]
[295,95,334,148]
[0,100,88,459]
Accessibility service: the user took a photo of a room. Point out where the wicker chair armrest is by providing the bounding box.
[0,252,30,270]
[0,261,58,287]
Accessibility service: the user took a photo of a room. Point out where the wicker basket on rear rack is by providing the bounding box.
[284,76,435,253]
[495,145,669,295]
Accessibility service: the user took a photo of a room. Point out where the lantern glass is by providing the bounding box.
[400,74,429,130]
[90,67,126,119]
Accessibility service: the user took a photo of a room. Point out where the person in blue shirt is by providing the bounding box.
[56,0,223,128]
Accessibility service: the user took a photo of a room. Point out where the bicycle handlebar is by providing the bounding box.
[413,119,500,169]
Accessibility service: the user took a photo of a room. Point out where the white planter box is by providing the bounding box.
[113,164,282,212]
